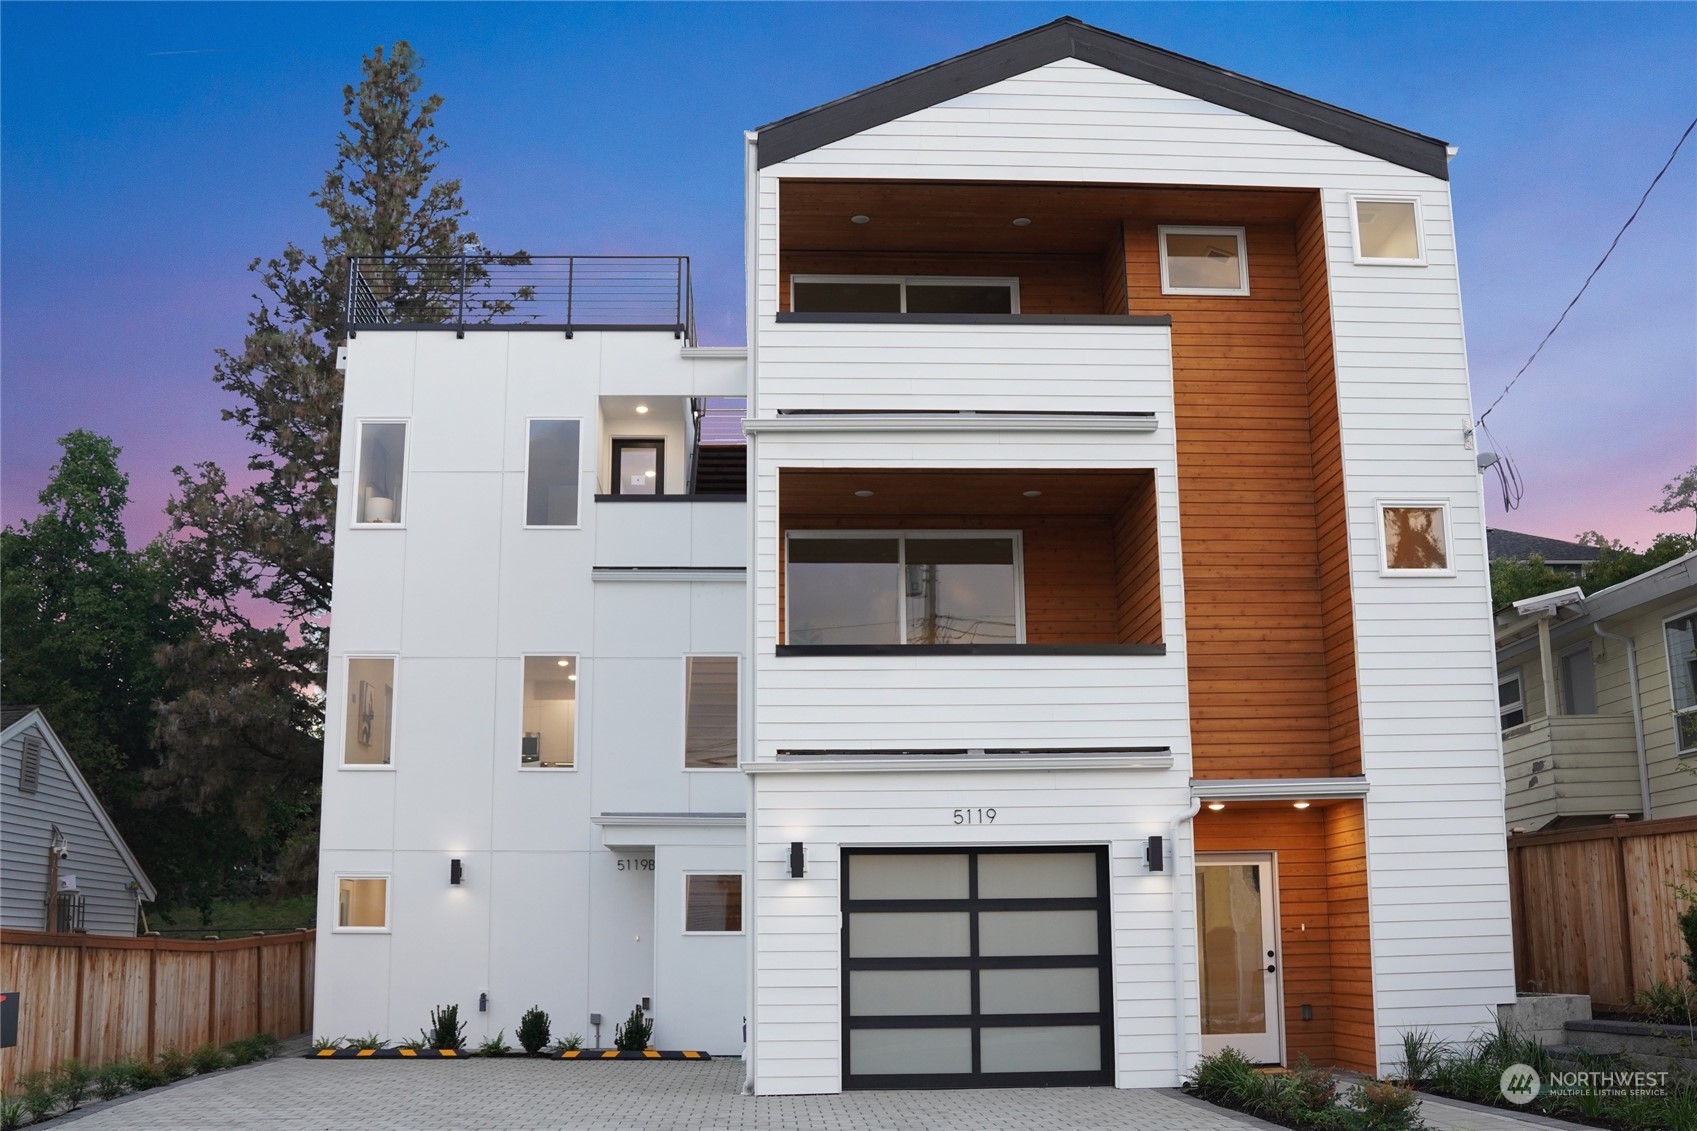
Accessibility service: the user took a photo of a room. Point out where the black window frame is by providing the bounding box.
[611,437,666,496]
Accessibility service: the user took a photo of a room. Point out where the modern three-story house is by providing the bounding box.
[315,18,1517,1093]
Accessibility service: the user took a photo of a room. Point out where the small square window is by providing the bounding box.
[685,656,738,769]
[336,877,389,930]
[526,420,582,526]
[354,421,408,525]
[1379,503,1451,575]
[343,657,396,766]
[522,655,578,768]
[1158,227,1249,295]
[684,873,743,933]
[1351,197,1425,264]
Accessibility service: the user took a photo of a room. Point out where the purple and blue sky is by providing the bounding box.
[4,2,1694,547]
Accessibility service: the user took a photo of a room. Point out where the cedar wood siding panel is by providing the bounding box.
[1114,479,1163,645]
[1324,802,1375,1072]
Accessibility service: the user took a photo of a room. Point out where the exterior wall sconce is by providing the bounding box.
[1144,835,1164,873]
[450,858,464,886]
[788,842,805,878]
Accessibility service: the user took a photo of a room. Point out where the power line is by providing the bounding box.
[1475,115,1697,427]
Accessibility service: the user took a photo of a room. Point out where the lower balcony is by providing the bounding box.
[1503,715,1642,830]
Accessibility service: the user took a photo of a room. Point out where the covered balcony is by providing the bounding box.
[1503,715,1644,830]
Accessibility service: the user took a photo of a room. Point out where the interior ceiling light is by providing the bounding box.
[1293,801,1311,809]
[1206,802,1225,811]
[854,489,875,497]
[1012,217,1032,227]
[556,659,570,667]
[850,214,871,224]
[567,674,578,681]
[635,404,649,414]
[1023,490,1042,497]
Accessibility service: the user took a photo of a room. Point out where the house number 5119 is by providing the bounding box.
[952,808,997,825]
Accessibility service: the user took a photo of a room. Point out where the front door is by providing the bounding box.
[1196,853,1283,1064]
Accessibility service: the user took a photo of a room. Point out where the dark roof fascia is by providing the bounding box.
[755,17,1449,180]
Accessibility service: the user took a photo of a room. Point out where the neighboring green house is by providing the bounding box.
[1494,551,1697,830]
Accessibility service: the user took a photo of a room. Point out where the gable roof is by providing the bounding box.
[2,707,157,902]
[755,16,1450,178]
[1487,528,1603,565]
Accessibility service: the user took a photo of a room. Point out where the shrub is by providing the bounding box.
[52,1058,92,1110]
[1633,980,1696,1025]
[124,1059,166,1091]
[92,1061,130,1100]
[225,1036,261,1066]
[477,1030,509,1057]
[548,1034,584,1054]
[191,1042,230,1074]
[158,1046,193,1082]
[0,1096,23,1131]
[1681,901,1697,989]
[613,1003,653,1052]
[249,1032,281,1059]
[423,1004,466,1052]
[517,1006,551,1055]
[17,1072,57,1122]
[1348,1080,1422,1131]
[348,1032,385,1051]
[310,1035,341,1053]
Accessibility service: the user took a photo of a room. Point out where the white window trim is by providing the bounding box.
[1375,500,1456,577]
[682,654,740,772]
[1347,194,1428,267]
[682,871,745,936]
[522,417,585,530]
[1661,607,1697,757]
[332,873,391,933]
[519,653,581,772]
[350,419,411,529]
[1499,669,1526,731]
[784,529,1028,646]
[1157,225,1249,296]
[789,274,1022,314]
[340,654,398,771]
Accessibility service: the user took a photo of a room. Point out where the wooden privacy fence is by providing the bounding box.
[1508,815,1697,1010]
[0,928,314,1094]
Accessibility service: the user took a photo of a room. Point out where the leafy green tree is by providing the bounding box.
[1488,552,1574,611]
[1651,464,1697,537]
[1490,531,1697,610]
[158,42,501,892]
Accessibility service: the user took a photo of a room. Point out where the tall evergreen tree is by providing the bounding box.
[159,42,492,887]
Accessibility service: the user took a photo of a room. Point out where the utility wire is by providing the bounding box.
[1475,115,1697,427]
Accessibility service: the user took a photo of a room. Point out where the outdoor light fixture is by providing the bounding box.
[1023,490,1042,498]
[479,992,488,1013]
[850,214,870,224]
[635,404,649,414]
[450,858,464,886]
[1145,835,1164,872]
[1293,801,1311,810]
[788,841,805,878]
[1206,802,1225,811]
[567,674,578,681]
[854,489,874,498]
[1012,217,1032,227]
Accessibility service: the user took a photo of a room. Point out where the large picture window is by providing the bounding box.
[354,421,408,525]
[684,874,743,934]
[684,656,738,769]
[791,275,1019,315]
[526,419,582,526]
[1665,612,1697,755]
[521,655,577,769]
[343,657,396,766]
[786,532,1023,646]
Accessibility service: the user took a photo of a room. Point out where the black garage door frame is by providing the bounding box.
[841,845,1114,1089]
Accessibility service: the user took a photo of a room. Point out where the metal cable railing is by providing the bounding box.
[345,255,695,342]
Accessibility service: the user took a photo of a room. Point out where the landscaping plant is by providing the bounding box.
[348,1032,385,1051]
[124,1058,167,1091]
[517,1006,551,1055]
[1394,1028,1447,1088]
[225,1036,261,1066]
[17,1073,56,1123]
[423,1004,467,1052]
[613,1003,653,1052]
[157,1047,193,1082]
[477,1030,509,1057]
[92,1061,129,1101]
[1632,979,1696,1025]
[398,1036,427,1052]
[0,1096,23,1131]
[1186,1047,1428,1130]
[52,1059,91,1111]
[191,1042,230,1074]
[548,1034,584,1054]
[310,1035,342,1053]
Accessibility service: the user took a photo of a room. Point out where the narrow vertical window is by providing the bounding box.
[343,657,396,766]
[685,656,738,769]
[336,877,389,930]
[522,655,577,768]
[684,874,743,933]
[526,419,582,526]
[355,422,407,524]
[1665,612,1697,754]
[1351,197,1425,264]
[1499,673,1525,730]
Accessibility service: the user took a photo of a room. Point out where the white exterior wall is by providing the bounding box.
[316,331,749,1053]
[750,53,1515,1085]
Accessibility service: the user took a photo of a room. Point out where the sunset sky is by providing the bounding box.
[4,2,1693,548]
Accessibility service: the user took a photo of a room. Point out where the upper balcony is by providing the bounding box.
[347,255,696,343]
[1503,714,1643,830]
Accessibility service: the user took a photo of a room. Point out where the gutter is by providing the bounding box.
[1595,624,1653,820]
[1167,796,1202,1085]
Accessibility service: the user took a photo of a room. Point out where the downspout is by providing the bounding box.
[740,128,761,1098]
[1167,796,1203,1085]
[1595,624,1652,820]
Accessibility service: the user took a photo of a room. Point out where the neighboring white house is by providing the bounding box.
[1,707,156,936]
[1496,551,1697,830]
[316,17,1518,1091]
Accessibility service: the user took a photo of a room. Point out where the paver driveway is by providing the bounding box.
[56,1055,1275,1130]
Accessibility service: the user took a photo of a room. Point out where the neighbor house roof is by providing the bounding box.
[0,705,35,729]
[1487,529,1603,565]
[754,16,1451,177]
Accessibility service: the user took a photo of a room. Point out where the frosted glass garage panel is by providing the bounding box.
[849,1028,971,1075]
[980,1026,1101,1073]
[849,912,970,958]
[849,970,970,1017]
[849,854,969,900]
[977,852,1096,899]
[979,968,1100,1015]
[979,910,1098,956]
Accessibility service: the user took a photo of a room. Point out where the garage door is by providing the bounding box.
[842,847,1113,1088]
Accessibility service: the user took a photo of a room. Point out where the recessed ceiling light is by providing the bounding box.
[635,404,649,414]
[1012,217,1032,227]
[1293,801,1311,809]
[1023,490,1042,498]
[850,214,871,225]
[854,489,874,498]
[556,659,570,667]
[567,674,578,681]
[1206,802,1225,811]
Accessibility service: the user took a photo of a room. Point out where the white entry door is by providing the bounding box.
[1196,854,1283,1064]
